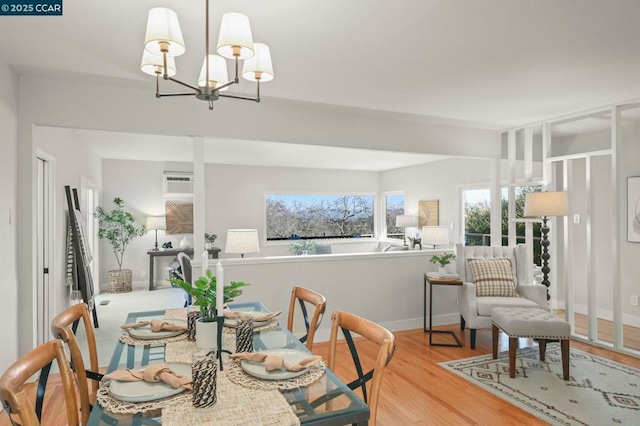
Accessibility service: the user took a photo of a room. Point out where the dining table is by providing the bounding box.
[88,301,369,425]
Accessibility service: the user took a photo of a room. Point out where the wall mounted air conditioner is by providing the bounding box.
[163,172,194,198]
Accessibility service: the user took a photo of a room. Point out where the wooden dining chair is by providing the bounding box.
[287,286,327,351]
[328,310,396,426]
[51,303,102,425]
[0,339,79,426]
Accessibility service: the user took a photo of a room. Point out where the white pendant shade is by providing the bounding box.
[242,43,274,82]
[144,8,186,57]
[140,49,177,77]
[198,55,229,91]
[216,12,254,59]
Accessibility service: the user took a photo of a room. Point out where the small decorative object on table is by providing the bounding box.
[429,252,456,275]
[192,349,217,408]
[204,232,217,249]
[187,310,201,342]
[235,315,254,353]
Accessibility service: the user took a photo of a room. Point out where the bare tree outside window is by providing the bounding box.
[266,194,375,240]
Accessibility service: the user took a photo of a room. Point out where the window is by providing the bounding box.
[266,194,375,240]
[385,193,405,239]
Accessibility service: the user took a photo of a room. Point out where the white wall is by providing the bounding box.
[33,126,103,323]
[0,60,19,375]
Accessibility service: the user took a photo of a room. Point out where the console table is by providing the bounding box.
[147,247,220,290]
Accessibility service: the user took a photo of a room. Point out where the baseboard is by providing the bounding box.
[313,312,460,343]
[573,303,640,328]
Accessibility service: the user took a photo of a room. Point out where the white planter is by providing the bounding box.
[195,319,218,350]
[438,266,447,275]
[205,242,213,249]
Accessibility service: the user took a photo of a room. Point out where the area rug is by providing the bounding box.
[440,344,640,425]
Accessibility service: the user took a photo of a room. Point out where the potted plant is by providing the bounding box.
[289,240,318,255]
[170,270,249,348]
[95,197,145,293]
[204,233,217,249]
[430,252,456,274]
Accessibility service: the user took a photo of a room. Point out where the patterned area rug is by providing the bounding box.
[440,344,640,425]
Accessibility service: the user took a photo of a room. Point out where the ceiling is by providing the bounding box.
[3,0,640,169]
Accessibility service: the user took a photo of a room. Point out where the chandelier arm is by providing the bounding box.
[218,93,260,102]
[167,77,200,91]
[215,80,236,92]
[157,92,198,97]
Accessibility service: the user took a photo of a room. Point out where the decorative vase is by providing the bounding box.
[180,236,190,249]
[195,319,218,349]
[438,266,447,275]
[192,349,217,408]
[205,242,213,249]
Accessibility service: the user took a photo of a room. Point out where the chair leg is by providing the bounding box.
[492,325,498,359]
[561,339,570,380]
[460,316,466,330]
[470,329,476,349]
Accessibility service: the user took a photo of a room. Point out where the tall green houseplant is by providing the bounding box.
[95,197,145,292]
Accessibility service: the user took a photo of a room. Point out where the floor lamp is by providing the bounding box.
[146,216,167,251]
[524,191,568,301]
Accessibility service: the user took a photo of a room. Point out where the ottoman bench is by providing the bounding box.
[491,307,571,379]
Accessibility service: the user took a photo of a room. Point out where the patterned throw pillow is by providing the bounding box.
[467,257,518,297]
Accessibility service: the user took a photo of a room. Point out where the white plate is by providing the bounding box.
[224,311,271,328]
[127,319,187,340]
[108,362,191,403]
[240,349,311,381]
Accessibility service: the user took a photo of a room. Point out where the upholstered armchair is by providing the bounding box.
[455,243,548,349]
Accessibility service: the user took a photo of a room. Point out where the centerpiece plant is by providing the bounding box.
[170,270,249,322]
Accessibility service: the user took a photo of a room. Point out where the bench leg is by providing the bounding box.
[492,325,499,359]
[509,337,517,378]
[561,339,570,380]
[539,339,547,361]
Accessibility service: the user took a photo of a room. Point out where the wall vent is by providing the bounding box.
[163,172,194,198]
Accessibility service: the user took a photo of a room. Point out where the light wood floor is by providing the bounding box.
[3,326,640,426]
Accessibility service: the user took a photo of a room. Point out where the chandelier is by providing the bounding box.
[140,0,274,110]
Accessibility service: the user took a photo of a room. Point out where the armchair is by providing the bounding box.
[455,243,548,349]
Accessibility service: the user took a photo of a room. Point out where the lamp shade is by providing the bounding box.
[198,54,229,91]
[395,215,417,228]
[225,229,260,255]
[242,43,274,82]
[145,216,167,231]
[422,226,449,247]
[141,49,177,77]
[144,8,186,57]
[216,12,254,59]
[524,191,568,217]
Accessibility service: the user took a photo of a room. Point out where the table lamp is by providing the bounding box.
[146,216,167,251]
[225,229,260,258]
[524,191,568,301]
[395,214,417,246]
[422,226,449,249]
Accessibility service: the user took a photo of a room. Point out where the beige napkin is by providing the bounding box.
[120,319,187,332]
[224,311,281,323]
[230,352,322,372]
[103,363,192,390]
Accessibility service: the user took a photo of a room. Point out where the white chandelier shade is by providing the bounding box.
[140,49,177,77]
[144,8,186,57]
[242,43,274,82]
[216,12,255,59]
[198,54,230,91]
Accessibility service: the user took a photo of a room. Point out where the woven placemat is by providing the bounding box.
[162,373,300,426]
[165,308,189,320]
[225,358,326,391]
[119,331,188,346]
[96,381,192,414]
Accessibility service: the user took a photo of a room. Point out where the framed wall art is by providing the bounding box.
[165,202,194,234]
[628,177,640,242]
[418,200,439,227]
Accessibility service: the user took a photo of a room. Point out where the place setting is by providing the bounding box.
[222,310,281,333]
[119,317,189,346]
